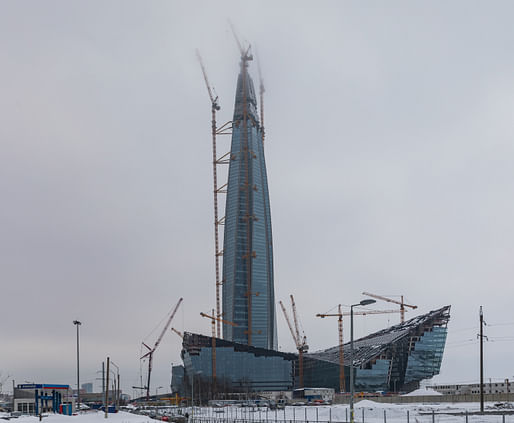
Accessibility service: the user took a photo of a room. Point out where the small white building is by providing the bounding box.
[293,388,335,402]
[429,380,511,395]
[13,384,75,415]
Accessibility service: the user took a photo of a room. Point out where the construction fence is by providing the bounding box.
[333,392,514,404]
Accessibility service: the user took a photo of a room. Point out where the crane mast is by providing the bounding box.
[316,306,402,392]
[197,50,232,338]
[200,311,237,395]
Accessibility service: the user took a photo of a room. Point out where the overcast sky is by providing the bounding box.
[2,1,514,397]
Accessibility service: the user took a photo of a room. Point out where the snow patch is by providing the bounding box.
[403,387,443,396]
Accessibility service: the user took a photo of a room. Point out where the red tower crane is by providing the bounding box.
[141,297,183,400]
[279,295,308,388]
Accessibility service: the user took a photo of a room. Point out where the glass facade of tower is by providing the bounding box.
[222,59,276,350]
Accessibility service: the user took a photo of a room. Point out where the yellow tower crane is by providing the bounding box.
[316,307,401,392]
[362,292,417,323]
[200,311,237,392]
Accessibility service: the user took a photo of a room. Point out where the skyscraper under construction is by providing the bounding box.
[176,49,450,396]
[222,51,277,350]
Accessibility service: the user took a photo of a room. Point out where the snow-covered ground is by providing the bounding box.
[402,387,443,396]
[190,402,514,422]
[0,411,153,423]
[2,403,514,423]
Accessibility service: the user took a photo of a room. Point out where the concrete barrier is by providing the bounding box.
[334,392,514,404]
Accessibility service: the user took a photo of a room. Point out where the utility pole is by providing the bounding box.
[479,306,485,413]
[102,362,105,394]
[73,320,82,411]
[105,357,110,419]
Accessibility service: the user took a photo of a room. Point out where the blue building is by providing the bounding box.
[222,50,276,350]
[181,332,294,393]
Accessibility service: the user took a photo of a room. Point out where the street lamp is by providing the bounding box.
[110,361,120,409]
[156,386,163,396]
[108,369,118,410]
[73,320,82,412]
[349,299,376,423]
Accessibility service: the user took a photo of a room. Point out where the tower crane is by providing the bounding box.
[316,305,345,392]
[279,295,308,388]
[141,297,183,400]
[362,292,417,323]
[197,50,232,338]
[316,307,402,392]
[200,310,237,392]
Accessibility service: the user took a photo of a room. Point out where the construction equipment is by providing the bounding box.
[341,309,402,317]
[200,310,237,392]
[141,297,183,400]
[316,305,345,392]
[171,327,183,339]
[160,393,186,406]
[279,295,308,388]
[316,307,402,392]
[197,50,232,338]
[362,292,417,323]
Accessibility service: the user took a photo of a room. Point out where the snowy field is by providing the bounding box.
[187,401,514,422]
[2,402,514,423]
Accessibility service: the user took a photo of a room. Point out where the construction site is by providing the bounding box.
[133,28,451,406]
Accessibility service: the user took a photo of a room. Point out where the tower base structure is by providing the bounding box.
[174,306,450,398]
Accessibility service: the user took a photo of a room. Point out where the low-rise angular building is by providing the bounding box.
[303,305,450,393]
[177,306,450,395]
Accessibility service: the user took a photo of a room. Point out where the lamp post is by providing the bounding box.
[349,299,376,423]
[73,320,82,412]
[110,361,120,409]
[156,386,163,397]
[108,369,117,410]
